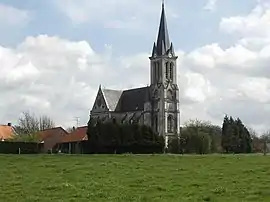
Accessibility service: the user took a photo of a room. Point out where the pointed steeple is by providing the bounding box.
[155,1,171,56]
[151,42,157,56]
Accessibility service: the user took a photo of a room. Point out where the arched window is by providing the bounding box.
[157,62,160,81]
[153,62,157,83]
[167,90,173,100]
[155,115,158,133]
[166,62,169,79]
[169,63,173,80]
[167,115,173,133]
[153,90,158,99]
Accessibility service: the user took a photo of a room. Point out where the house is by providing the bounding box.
[0,123,15,141]
[90,2,180,148]
[38,127,69,153]
[57,126,88,154]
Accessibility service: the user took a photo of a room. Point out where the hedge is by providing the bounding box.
[0,141,44,154]
[83,141,164,154]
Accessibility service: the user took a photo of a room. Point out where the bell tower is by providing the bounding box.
[149,1,180,147]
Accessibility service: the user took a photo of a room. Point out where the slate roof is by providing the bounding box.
[156,3,170,56]
[116,87,150,112]
[101,86,150,113]
[151,2,174,57]
[102,89,122,111]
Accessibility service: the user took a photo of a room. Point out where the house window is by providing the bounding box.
[167,115,173,133]
[169,63,173,80]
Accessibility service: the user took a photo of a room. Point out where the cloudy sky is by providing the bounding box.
[0,0,270,134]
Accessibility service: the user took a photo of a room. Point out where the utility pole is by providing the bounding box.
[74,117,80,128]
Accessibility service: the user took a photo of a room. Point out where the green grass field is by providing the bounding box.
[0,154,269,202]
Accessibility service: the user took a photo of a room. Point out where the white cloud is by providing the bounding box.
[203,0,218,12]
[0,3,31,26]
[0,35,214,129]
[237,77,270,103]
[2,1,270,134]
[180,0,270,133]
[184,72,216,102]
[53,0,177,30]
[0,35,105,127]
[220,1,270,38]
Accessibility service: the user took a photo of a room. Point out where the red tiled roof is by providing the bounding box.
[0,125,15,140]
[38,127,68,141]
[60,126,88,143]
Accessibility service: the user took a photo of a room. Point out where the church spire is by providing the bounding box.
[152,1,171,56]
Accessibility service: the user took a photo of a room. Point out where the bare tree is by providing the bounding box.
[17,111,39,135]
[247,127,258,138]
[15,111,55,135]
[39,115,55,131]
[248,127,263,153]
[262,130,270,155]
[184,119,212,128]
[262,131,270,142]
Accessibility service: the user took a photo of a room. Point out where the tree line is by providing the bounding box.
[86,118,164,154]
[168,115,269,154]
[7,111,270,154]
[221,115,252,153]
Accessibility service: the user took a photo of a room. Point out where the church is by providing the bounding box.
[90,3,180,146]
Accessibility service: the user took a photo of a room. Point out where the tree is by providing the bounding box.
[15,111,39,135]
[185,119,221,154]
[243,124,252,153]
[261,131,270,142]
[221,115,230,153]
[168,119,221,154]
[39,115,55,131]
[86,117,164,154]
[261,131,270,155]
[248,127,263,153]
[86,118,99,153]
[221,115,252,153]
[9,132,40,142]
[16,111,55,134]
[12,111,55,142]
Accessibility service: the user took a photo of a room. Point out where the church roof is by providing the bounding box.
[116,87,150,112]
[102,89,122,111]
[156,3,170,56]
[152,2,174,57]
[100,86,150,112]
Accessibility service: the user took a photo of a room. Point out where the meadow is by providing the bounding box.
[0,154,269,202]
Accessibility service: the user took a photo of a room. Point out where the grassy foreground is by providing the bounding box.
[0,154,269,202]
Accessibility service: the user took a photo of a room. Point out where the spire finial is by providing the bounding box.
[155,0,170,56]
